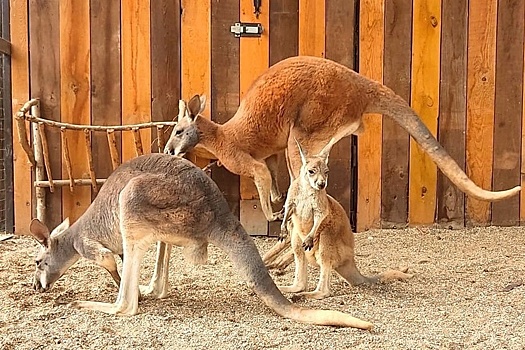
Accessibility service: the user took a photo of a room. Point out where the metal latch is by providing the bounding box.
[230,22,263,38]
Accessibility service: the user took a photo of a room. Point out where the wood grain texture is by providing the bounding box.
[267,0,299,236]
[325,0,356,217]
[491,0,524,226]
[211,0,240,217]
[465,0,497,225]
[60,0,91,222]
[299,0,325,57]
[90,0,121,201]
[151,0,181,150]
[10,0,31,234]
[239,0,270,201]
[436,0,467,228]
[122,0,151,161]
[181,0,210,169]
[29,0,62,229]
[381,0,412,228]
[408,0,441,225]
[357,0,384,232]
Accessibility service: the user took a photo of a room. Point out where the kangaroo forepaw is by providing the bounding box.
[271,192,285,204]
[302,237,314,251]
[278,229,288,243]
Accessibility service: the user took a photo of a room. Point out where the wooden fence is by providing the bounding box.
[9,0,525,235]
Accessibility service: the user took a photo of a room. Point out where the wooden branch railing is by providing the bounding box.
[15,98,182,225]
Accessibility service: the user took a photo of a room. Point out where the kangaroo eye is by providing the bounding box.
[175,129,183,136]
[308,169,315,175]
[35,259,41,267]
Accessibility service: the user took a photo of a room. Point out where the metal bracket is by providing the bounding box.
[230,22,263,38]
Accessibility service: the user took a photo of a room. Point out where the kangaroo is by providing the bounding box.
[164,55,520,225]
[278,139,412,300]
[36,153,373,329]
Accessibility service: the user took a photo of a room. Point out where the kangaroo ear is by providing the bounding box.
[51,217,70,237]
[187,94,206,120]
[294,137,307,166]
[29,219,50,248]
[177,99,187,122]
[318,138,337,162]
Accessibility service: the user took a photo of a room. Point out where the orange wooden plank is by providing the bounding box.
[10,0,31,234]
[408,0,441,225]
[181,0,210,168]
[522,10,525,224]
[60,0,91,222]
[239,0,270,200]
[122,0,151,161]
[465,0,497,225]
[357,0,384,232]
[298,0,325,57]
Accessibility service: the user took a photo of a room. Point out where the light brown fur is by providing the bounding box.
[42,153,372,329]
[164,56,520,225]
[278,140,412,299]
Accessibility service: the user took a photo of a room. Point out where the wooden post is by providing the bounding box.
[132,128,143,156]
[31,103,46,224]
[60,127,75,192]
[37,122,55,193]
[84,129,98,193]
[106,129,120,170]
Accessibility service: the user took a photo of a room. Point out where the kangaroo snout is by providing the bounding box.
[33,278,49,293]
[316,181,326,190]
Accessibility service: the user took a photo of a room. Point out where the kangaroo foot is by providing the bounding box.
[297,290,331,300]
[69,300,138,316]
[379,269,413,283]
[139,284,169,299]
[278,284,306,294]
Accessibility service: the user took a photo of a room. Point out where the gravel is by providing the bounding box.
[1,226,524,349]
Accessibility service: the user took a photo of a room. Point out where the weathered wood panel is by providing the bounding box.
[151,0,181,143]
[491,0,524,226]
[122,0,151,161]
[90,0,121,200]
[267,0,299,236]
[436,0,467,228]
[465,0,497,226]
[357,0,384,231]
[408,0,441,225]
[211,0,240,217]
[381,0,412,228]
[29,0,62,229]
[325,0,356,219]
[60,0,91,222]
[10,0,31,234]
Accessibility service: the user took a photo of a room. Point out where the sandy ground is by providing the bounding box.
[1,226,524,350]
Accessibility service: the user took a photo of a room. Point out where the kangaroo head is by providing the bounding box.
[296,138,336,191]
[29,218,78,292]
[164,94,206,157]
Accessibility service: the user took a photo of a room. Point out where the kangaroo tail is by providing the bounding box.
[210,225,373,330]
[369,88,520,201]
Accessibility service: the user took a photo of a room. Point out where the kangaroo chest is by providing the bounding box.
[290,190,328,238]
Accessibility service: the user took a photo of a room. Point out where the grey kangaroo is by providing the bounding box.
[29,153,373,329]
[278,139,412,299]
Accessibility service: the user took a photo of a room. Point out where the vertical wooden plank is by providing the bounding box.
[298,0,324,57]
[357,0,384,232]
[522,4,525,225]
[60,0,91,222]
[10,0,31,234]
[436,0,468,228]
[465,0,497,226]
[325,0,356,217]
[90,0,121,195]
[181,0,210,168]
[492,0,524,226]
[381,0,412,228]
[151,0,181,146]
[408,0,441,225]
[267,0,299,236]
[239,0,269,201]
[239,0,269,235]
[211,0,240,217]
[122,0,151,161]
[29,0,62,229]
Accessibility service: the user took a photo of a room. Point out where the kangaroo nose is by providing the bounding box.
[317,181,326,190]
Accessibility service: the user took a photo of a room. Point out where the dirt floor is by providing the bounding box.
[1,226,524,350]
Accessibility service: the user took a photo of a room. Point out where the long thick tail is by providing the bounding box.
[370,88,520,201]
[210,225,373,330]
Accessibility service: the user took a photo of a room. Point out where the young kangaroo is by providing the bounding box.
[38,153,372,329]
[164,56,520,224]
[278,139,412,300]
